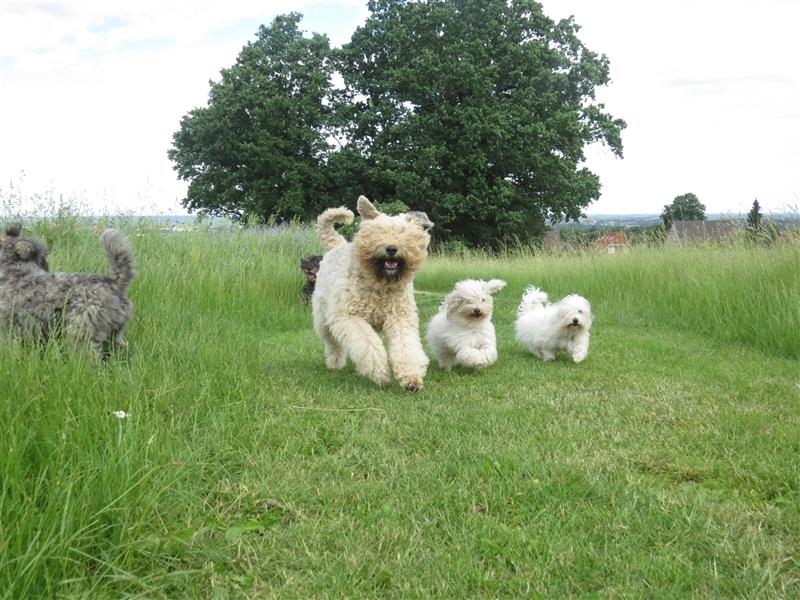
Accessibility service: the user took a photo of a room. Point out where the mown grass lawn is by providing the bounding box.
[1,223,798,598]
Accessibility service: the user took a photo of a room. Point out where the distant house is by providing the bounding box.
[667,220,737,244]
[593,231,629,254]
[542,228,561,250]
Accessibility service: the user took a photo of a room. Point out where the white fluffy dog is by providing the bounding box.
[426,279,506,370]
[515,286,592,363]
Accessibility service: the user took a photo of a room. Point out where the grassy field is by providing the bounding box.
[1,221,798,598]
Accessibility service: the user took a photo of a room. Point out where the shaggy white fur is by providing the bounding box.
[515,286,592,363]
[312,196,433,390]
[426,278,506,370]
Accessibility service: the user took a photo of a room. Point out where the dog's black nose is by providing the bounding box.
[385,245,398,257]
[572,317,579,325]
[473,308,482,316]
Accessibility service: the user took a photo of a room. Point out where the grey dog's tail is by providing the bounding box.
[517,285,549,316]
[316,206,354,250]
[101,229,135,292]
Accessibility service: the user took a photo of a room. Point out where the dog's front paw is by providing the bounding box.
[326,354,347,369]
[398,374,424,392]
[372,373,391,386]
[474,353,498,369]
[366,365,391,386]
[571,351,588,363]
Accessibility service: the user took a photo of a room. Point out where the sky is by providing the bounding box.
[1,0,798,217]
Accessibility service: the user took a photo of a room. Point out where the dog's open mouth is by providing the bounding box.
[373,256,406,281]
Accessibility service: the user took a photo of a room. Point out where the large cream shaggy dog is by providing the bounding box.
[425,278,506,370]
[312,196,433,390]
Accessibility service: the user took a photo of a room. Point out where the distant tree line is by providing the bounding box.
[559,194,794,249]
[660,193,706,230]
[168,0,626,247]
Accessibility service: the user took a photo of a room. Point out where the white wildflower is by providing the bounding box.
[112,410,130,419]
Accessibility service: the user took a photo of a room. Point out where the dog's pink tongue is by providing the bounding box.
[386,260,398,269]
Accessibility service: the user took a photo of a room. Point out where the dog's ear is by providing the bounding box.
[583,300,593,320]
[357,196,381,220]
[442,290,463,314]
[406,211,434,231]
[484,279,506,295]
[14,240,35,260]
[5,223,22,238]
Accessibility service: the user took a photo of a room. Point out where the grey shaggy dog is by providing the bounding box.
[0,224,135,357]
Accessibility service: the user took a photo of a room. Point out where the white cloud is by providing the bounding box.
[0,0,797,216]
[0,1,368,215]
[539,0,800,214]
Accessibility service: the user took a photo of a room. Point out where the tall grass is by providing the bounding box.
[419,242,799,358]
[0,219,797,597]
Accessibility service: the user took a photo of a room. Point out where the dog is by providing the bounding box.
[299,255,322,304]
[0,223,135,357]
[312,196,433,390]
[0,224,50,271]
[425,278,506,370]
[515,286,592,363]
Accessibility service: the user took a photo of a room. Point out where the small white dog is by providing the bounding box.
[515,286,592,363]
[426,279,506,370]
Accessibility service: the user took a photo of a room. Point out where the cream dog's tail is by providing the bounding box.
[101,229,135,293]
[316,206,354,249]
[517,285,549,316]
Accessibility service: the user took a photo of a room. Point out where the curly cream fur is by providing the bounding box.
[312,196,432,390]
[316,206,354,250]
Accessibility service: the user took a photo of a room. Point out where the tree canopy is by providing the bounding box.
[661,193,706,229]
[168,13,335,221]
[169,0,626,246]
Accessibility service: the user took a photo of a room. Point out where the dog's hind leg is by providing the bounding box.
[329,318,390,385]
[531,345,555,361]
[436,347,456,370]
[63,323,104,358]
[113,330,128,349]
[313,302,346,369]
[540,350,556,361]
[384,320,428,391]
[317,323,346,369]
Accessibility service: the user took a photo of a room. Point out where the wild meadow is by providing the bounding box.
[0,218,798,598]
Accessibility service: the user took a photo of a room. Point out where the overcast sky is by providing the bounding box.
[1,0,798,217]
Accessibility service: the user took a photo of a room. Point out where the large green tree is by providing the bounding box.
[660,193,706,229]
[333,0,626,245]
[168,13,334,221]
[169,2,626,245]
